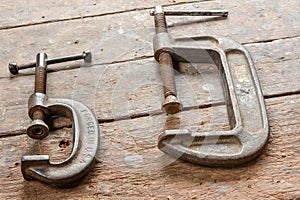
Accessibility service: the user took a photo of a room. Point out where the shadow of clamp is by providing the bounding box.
[9,51,100,187]
[150,5,269,167]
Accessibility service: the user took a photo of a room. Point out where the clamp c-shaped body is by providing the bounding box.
[22,93,99,187]
[156,34,269,167]
[10,52,99,187]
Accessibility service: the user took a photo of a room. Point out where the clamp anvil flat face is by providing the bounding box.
[9,51,100,187]
[150,6,269,167]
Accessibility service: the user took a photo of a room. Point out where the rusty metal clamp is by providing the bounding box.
[150,6,269,166]
[9,51,100,187]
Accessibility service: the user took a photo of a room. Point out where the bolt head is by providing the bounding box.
[9,62,18,75]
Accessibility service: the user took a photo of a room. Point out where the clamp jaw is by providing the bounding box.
[151,6,269,166]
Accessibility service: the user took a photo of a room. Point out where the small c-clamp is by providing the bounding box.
[9,51,99,187]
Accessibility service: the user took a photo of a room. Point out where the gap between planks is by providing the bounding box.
[1,91,299,138]
[0,101,225,138]
[0,0,207,31]
[242,35,300,45]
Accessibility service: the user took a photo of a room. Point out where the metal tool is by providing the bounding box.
[9,50,91,75]
[150,6,269,166]
[9,52,99,187]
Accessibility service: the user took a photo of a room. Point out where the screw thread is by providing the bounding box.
[34,53,48,94]
[154,13,168,33]
[159,52,177,97]
[34,67,47,94]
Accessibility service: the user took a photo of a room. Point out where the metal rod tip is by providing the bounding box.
[83,50,92,63]
[150,5,164,15]
[9,62,18,75]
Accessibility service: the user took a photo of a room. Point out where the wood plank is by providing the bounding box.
[0,94,299,199]
[245,37,300,96]
[0,0,201,29]
[0,37,299,135]
[0,0,299,78]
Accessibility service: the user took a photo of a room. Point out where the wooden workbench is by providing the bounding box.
[0,0,299,199]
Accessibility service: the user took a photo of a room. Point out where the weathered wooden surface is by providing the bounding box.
[0,0,299,199]
[1,0,299,78]
[1,36,299,135]
[0,0,202,29]
[0,95,299,199]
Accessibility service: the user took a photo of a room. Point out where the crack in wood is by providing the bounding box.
[0,0,208,31]
[243,35,300,45]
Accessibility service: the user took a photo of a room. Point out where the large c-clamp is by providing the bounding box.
[151,6,269,167]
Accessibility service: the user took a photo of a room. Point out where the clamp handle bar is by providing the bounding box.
[9,50,91,75]
[150,5,228,17]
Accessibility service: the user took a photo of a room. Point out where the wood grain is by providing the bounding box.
[0,0,299,78]
[0,37,299,135]
[0,0,201,29]
[0,0,299,199]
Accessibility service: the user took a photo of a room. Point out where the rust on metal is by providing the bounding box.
[152,5,182,114]
[9,51,99,187]
[150,5,269,167]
